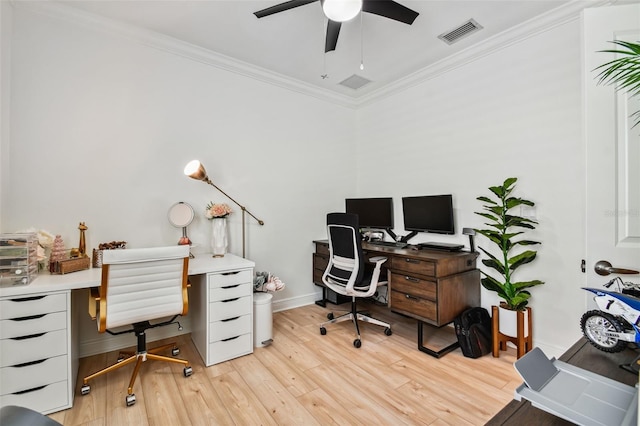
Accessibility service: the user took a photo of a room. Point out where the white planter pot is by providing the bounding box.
[498,305,529,338]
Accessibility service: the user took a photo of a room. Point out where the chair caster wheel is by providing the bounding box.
[385,327,392,336]
[172,347,180,356]
[126,394,136,406]
[81,384,90,395]
[353,339,362,348]
[184,366,193,377]
[320,327,327,335]
[327,313,334,320]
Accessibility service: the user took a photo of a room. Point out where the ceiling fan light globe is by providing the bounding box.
[321,0,362,22]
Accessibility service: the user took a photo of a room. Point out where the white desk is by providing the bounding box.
[0,253,255,415]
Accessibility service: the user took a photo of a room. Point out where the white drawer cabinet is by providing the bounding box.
[0,291,73,415]
[191,265,254,366]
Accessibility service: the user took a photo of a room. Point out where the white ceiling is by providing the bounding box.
[53,0,577,99]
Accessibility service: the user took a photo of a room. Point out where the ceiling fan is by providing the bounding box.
[253,0,419,53]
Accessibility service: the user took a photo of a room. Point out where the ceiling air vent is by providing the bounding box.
[438,19,483,45]
[339,74,372,90]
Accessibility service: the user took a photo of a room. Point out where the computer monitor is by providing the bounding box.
[345,197,394,230]
[402,194,455,235]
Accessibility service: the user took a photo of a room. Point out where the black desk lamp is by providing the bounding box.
[463,228,476,252]
[184,160,264,258]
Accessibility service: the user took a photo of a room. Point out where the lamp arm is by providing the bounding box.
[203,178,265,226]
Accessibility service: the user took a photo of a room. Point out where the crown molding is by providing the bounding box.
[12,0,359,109]
[355,0,613,106]
[11,0,615,109]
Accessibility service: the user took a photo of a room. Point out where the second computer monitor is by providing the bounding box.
[345,197,394,229]
[402,194,455,235]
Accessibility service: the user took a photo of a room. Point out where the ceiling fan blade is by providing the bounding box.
[362,0,419,25]
[325,20,342,53]
[254,0,318,18]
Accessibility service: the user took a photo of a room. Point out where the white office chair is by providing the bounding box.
[81,245,192,407]
[319,213,392,348]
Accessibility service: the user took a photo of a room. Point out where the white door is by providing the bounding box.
[584,4,640,292]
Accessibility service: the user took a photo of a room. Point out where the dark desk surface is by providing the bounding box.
[486,338,639,425]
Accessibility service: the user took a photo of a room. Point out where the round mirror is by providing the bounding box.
[168,202,194,228]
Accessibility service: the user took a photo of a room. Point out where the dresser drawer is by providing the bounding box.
[0,355,67,395]
[208,270,252,288]
[210,314,252,342]
[209,295,252,321]
[390,290,437,322]
[390,257,435,277]
[316,243,329,257]
[0,311,67,339]
[0,329,67,367]
[0,293,67,320]
[208,333,252,365]
[390,273,436,301]
[210,282,252,302]
[0,380,68,415]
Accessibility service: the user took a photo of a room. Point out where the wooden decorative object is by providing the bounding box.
[55,256,90,274]
[492,305,532,359]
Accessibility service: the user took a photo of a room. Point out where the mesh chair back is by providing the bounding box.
[325,213,364,289]
[101,245,189,329]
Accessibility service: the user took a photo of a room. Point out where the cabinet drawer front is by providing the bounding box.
[0,329,67,367]
[390,273,436,300]
[0,355,68,395]
[0,292,67,320]
[210,314,252,342]
[390,290,437,322]
[0,311,67,339]
[0,380,69,415]
[316,243,329,257]
[210,295,252,321]
[208,333,252,365]
[208,270,252,288]
[210,282,252,302]
[390,257,435,277]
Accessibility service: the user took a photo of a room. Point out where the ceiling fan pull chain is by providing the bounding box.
[360,12,364,70]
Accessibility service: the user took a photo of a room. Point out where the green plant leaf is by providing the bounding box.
[503,177,518,188]
[512,280,545,290]
[512,239,541,247]
[475,212,499,222]
[476,196,497,205]
[489,185,505,198]
[508,250,538,270]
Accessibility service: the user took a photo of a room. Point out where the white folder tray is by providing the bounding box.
[513,347,638,426]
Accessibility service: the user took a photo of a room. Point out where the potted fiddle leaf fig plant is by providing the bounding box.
[474,177,544,357]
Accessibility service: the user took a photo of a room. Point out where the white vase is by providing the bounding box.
[210,218,228,257]
[498,304,529,338]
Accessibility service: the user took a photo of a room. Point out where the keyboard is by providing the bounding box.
[369,241,408,249]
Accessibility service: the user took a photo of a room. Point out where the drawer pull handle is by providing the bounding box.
[221,271,240,276]
[221,316,240,322]
[221,335,240,342]
[13,358,47,368]
[405,294,420,301]
[404,258,420,264]
[221,297,240,303]
[404,276,420,283]
[9,295,46,302]
[13,385,47,395]
[221,284,240,289]
[11,332,46,341]
[10,314,46,322]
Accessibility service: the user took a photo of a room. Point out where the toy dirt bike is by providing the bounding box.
[581,277,640,353]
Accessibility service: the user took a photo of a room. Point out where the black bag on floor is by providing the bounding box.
[454,307,492,358]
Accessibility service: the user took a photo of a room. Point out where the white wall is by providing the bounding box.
[2,5,355,317]
[0,1,12,230]
[357,19,585,356]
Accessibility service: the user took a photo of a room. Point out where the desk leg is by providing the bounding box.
[417,321,459,358]
[315,287,327,308]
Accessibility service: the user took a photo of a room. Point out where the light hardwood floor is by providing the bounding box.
[49,301,521,426]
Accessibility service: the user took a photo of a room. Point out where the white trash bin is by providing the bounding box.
[253,292,273,347]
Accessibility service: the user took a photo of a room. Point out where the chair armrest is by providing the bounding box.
[88,287,100,320]
[368,256,388,265]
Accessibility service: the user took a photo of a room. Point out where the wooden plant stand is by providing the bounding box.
[492,306,532,359]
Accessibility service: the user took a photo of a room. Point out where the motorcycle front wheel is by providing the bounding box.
[580,310,628,353]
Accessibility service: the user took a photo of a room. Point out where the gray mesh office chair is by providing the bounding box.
[319,213,392,347]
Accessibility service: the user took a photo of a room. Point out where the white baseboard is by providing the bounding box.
[272,290,322,312]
